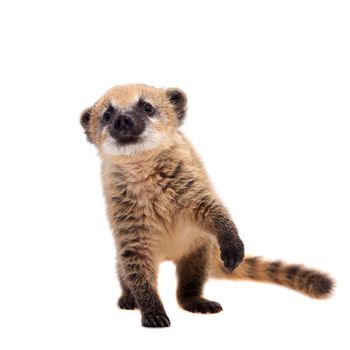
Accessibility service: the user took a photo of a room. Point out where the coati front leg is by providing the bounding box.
[213,211,245,272]
[118,243,170,328]
[176,243,223,313]
[194,197,245,271]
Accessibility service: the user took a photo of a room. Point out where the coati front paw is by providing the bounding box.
[182,298,223,314]
[141,312,171,328]
[220,237,245,272]
[118,295,138,310]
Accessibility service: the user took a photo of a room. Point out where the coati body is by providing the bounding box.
[80,84,334,328]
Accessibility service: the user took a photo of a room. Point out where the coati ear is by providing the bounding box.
[166,88,187,124]
[80,107,93,143]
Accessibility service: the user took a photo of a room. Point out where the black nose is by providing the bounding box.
[112,115,134,133]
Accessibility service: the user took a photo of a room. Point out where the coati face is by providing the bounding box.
[80,84,187,157]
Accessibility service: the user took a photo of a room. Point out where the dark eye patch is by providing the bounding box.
[137,98,155,117]
[101,105,115,124]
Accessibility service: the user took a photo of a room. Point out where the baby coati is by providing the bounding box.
[80,84,334,328]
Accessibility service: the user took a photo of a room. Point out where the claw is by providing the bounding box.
[142,313,171,328]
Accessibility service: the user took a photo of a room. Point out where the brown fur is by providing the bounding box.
[80,84,334,327]
[209,252,334,299]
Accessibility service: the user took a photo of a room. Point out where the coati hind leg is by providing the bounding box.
[176,243,223,314]
[117,262,138,310]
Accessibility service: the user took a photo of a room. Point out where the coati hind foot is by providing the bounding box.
[118,294,138,310]
[181,297,223,314]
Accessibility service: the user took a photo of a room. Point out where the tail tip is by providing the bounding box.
[308,273,335,299]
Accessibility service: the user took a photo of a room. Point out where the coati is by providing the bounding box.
[80,84,334,328]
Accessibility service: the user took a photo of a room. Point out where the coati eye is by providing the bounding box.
[102,108,113,123]
[143,103,155,116]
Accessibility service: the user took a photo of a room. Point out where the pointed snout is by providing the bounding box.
[112,114,134,133]
[108,113,145,143]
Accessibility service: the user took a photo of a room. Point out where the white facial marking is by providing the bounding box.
[109,97,118,109]
[101,121,165,157]
[109,94,139,110]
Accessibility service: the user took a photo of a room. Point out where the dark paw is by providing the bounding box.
[118,295,137,310]
[182,298,223,314]
[141,313,171,328]
[220,238,245,272]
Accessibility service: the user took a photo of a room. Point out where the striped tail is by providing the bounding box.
[209,249,334,299]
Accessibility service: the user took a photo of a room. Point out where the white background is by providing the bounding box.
[0,0,349,349]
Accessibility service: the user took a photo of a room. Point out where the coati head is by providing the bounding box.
[80,84,187,157]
